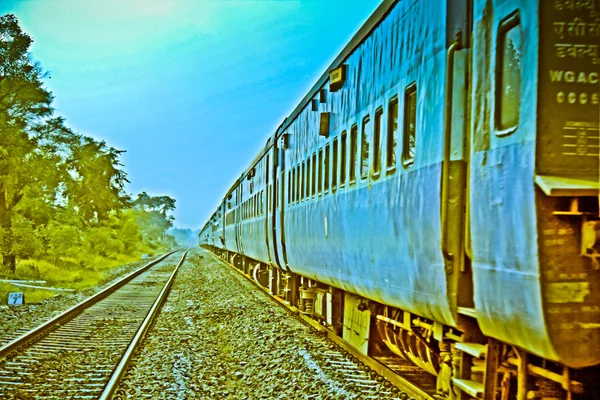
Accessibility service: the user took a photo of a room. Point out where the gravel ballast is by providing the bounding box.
[117,249,396,399]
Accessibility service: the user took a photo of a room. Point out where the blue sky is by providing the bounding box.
[1,0,381,228]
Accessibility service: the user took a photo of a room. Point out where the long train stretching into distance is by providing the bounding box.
[199,0,600,398]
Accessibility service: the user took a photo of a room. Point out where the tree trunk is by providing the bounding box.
[0,189,16,273]
[3,254,16,273]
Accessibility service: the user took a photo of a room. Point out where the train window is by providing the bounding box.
[301,161,306,201]
[402,83,417,167]
[266,155,269,184]
[373,107,383,177]
[296,163,302,203]
[318,149,323,195]
[296,166,300,203]
[298,164,302,202]
[307,157,312,197]
[293,166,298,203]
[340,131,347,186]
[332,137,338,191]
[496,12,521,133]
[350,124,357,184]
[324,144,330,192]
[360,115,370,179]
[311,153,316,196]
[290,168,295,204]
[386,97,398,172]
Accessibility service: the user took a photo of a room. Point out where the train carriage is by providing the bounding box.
[199,0,600,398]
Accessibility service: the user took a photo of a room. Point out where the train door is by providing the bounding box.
[264,153,273,264]
[441,0,473,313]
[275,137,289,269]
[266,146,282,268]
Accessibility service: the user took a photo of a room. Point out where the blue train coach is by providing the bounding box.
[200,0,600,398]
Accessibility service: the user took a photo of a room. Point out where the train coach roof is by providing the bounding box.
[274,0,396,138]
[213,0,396,210]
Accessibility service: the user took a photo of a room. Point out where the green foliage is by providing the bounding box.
[0,15,180,305]
[0,14,133,272]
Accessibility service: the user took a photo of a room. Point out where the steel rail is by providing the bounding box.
[208,250,435,400]
[0,249,179,362]
[100,250,189,400]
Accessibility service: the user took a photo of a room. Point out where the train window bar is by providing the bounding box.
[340,131,347,187]
[402,83,417,167]
[360,115,371,179]
[349,124,358,184]
[386,96,398,173]
[372,107,383,178]
[495,11,521,135]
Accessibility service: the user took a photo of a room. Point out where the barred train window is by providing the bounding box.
[373,107,383,176]
[296,166,300,203]
[301,161,305,201]
[496,12,521,132]
[324,144,330,192]
[287,171,291,205]
[311,153,316,196]
[386,97,398,171]
[318,149,323,194]
[307,157,312,197]
[304,159,309,199]
[402,84,417,167]
[332,137,338,191]
[340,131,347,186]
[360,115,370,179]
[292,167,296,204]
[350,125,357,183]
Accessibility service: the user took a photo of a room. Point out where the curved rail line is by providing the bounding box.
[0,250,187,399]
[207,250,437,400]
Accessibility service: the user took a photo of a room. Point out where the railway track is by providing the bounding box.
[0,250,187,399]
[210,251,439,400]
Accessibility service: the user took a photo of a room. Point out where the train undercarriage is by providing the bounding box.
[204,246,599,400]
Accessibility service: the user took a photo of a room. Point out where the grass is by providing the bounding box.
[0,250,161,305]
[0,283,56,305]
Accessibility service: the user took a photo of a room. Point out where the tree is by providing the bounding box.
[0,15,61,271]
[0,14,130,271]
[134,192,176,216]
[65,136,129,224]
[132,193,176,244]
